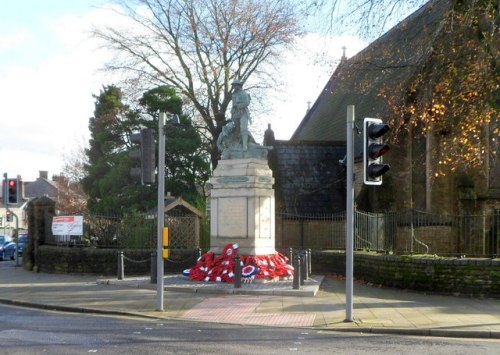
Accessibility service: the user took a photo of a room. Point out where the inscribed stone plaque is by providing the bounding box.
[258,197,272,239]
[217,197,248,238]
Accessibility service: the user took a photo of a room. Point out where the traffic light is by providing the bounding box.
[363,118,390,185]
[7,178,19,204]
[130,128,156,185]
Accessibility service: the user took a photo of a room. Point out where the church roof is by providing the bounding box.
[291,0,451,154]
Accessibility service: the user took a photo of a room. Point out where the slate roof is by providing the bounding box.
[291,0,451,155]
[270,140,346,215]
[23,177,59,200]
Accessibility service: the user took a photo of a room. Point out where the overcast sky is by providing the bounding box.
[0,1,366,182]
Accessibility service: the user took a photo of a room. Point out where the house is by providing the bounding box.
[23,171,59,201]
[1,171,61,232]
[291,0,499,217]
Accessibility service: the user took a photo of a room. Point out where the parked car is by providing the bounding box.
[0,235,16,261]
[17,233,28,257]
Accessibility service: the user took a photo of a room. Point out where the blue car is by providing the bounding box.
[0,235,16,261]
[17,234,28,257]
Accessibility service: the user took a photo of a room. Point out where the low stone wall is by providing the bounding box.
[34,246,499,298]
[36,246,198,276]
[313,251,500,298]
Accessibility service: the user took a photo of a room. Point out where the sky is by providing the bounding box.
[0,0,367,182]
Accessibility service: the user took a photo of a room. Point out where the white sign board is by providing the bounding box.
[52,216,83,236]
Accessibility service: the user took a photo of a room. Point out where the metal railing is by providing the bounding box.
[278,209,500,257]
[44,209,500,257]
[45,210,200,250]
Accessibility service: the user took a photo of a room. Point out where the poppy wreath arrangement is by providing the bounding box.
[183,243,294,282]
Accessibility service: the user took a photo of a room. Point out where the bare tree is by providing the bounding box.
[314,0,499,176]
[310,0,427,39]
[94,0,303,168]
[53,175,88,214]
[61,140,88,183]
[58,142,89,213]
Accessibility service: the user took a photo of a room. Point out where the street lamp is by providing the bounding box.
[156,112,179,311]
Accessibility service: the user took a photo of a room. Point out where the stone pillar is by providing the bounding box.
[209,158,275,255]
[24,196,56,271]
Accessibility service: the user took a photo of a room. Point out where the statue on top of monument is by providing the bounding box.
[216,79,272,160]
[230,79,251,151]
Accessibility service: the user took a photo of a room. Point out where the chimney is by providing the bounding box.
[39,171,48,180]
[17,175,23,201]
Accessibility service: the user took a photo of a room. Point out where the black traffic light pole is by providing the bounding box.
[3,173,20,266]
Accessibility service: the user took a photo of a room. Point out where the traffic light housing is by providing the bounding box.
[130,128,156,185]
[363,118,390,185]
[7,178,19,204]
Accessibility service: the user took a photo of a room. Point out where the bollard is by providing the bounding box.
[300,251,307,285]
[288,247,293,265]
[292,253,301,289]
[307,248,312,276]
[150,251,157,284]
[234,254,242,288]
[117,250,124,280]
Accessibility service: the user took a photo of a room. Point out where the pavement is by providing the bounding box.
[0,262,499,339]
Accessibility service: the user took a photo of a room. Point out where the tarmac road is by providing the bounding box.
[1,303,499,355]
[0,259,499,340]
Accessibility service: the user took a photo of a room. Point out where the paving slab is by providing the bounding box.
[0,264,499,338]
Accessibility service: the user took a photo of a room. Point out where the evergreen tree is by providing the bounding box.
[82,85,150,214]
[82,85,209,215]
[139,86,211,205]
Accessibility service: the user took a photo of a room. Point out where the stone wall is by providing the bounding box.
[34,247,499,298]
[37,246,198,276]
[313,251,499,298]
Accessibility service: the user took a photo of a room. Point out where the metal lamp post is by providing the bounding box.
[156,112,179,311]
[345,105,355,322]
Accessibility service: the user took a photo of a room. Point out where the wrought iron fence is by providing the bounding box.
[278,209,500,257]
[45,209,500,256]
[45,210,200,250]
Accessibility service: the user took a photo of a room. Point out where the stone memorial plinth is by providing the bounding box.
[209,158,275,255]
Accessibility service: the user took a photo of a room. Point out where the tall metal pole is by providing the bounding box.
[2,173,7,238]
[345,105,355,322]
[14,213,19,266]
[157,112,166,311]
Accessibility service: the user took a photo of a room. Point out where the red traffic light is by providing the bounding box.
[7,178,19,204]
[368,143,390,160]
